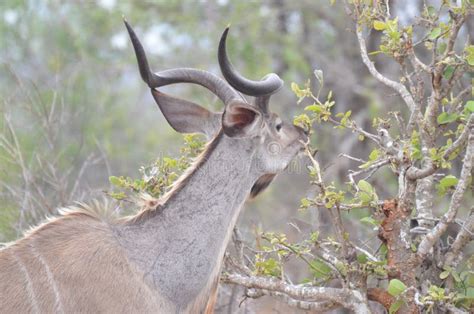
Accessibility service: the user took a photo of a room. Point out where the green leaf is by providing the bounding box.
[109,191,126,200]
[465,100,474,113]
[452,271,461,282]
[437,42,447,54]
[357,253,368,264]
[291,82,307,99]
[443,65,454,80]
[163,157,178,168]
[291,82,300,93]
[359,191,372,203]
[293,114,311,129]
[255,257,281,277]
[369,149,380,161]
[305,104,323,113]
[388,279,407,297]
[427,6,437,17]
[389,300,404,314]
[357,180,378,204]
[428,27,442,40]
[373,20,387,31]
[465,45,474,66]
[310,231,319,242]
[467,55,474,66]
[437,112,458,124]
[300,198,311,209]
[109,176,124,187]
[439,175,458,189]
[440,270,450,279]
[358,180,373,193]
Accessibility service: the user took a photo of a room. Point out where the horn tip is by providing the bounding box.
[124,19,133,34]
[123,17,130,27]
[222,26,230,38]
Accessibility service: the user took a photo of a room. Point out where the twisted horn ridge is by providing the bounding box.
[124,20,240,105]
[218,27,283,98]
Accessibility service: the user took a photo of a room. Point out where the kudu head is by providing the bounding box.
[125,21,308,189]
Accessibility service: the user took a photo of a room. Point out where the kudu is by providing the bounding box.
[0,21,308,313]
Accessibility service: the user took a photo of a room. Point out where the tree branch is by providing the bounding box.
[245,288,339,312]
[222,273,371,313]
[443,208,474,269]
[367,287,394,311]
[444,114,474,159]
[406,162,437,180]
[418,127,474,259]
[356,27,417,113]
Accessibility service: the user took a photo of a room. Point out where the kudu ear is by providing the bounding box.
[151,89,221,138]
[222,100,261,138]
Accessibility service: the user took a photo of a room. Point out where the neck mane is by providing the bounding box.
[114,130,261,312]
[125,130,225,224]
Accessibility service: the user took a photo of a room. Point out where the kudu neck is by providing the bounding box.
[164,133,258,213]
[115,131,261,311]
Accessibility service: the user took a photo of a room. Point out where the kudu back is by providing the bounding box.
[0,21,307,313]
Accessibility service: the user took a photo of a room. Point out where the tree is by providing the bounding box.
[1,1,473,313]
[219,1,474,313]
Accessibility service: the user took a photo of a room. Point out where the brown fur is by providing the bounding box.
[0,209,174,313]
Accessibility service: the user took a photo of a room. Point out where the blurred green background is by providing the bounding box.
[0,0,433,244]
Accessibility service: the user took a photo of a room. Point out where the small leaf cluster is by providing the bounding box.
[254,254,281,277]
[359,148,381,169]
[108,134,205,201]
[357,244,388,278]
[292,70,342,133]
[256,231,345,284]
[299,181,347,211]
[355,179,379,205]
[420,285,457,312]
[437,175,458,196]
[372,18,409,60]
[437,100,474,128]
[253,232,289,278]
[438,265,474,310]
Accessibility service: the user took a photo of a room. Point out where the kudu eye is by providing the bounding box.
[275,118,283,132]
